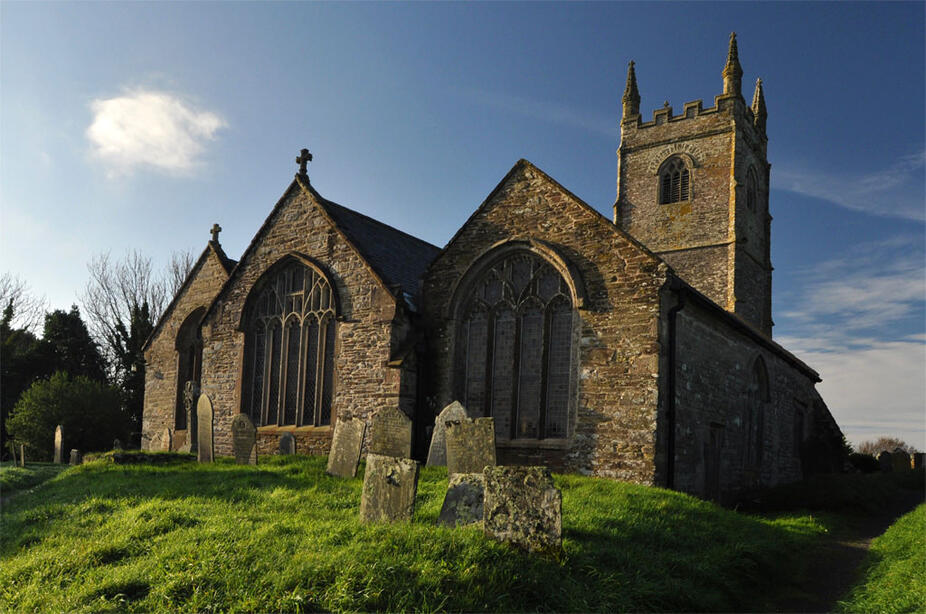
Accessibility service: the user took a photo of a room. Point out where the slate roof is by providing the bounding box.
[318,197,440,300]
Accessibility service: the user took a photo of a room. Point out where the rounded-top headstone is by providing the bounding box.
[197,394,214,463]
[279,432,296,455]
[231,413,258,465]
[54,424,64,464]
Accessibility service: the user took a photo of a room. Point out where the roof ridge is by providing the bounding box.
[318,197,440,252]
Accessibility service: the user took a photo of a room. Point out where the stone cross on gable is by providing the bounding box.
[296,148,313,176]
[210,223,222,243]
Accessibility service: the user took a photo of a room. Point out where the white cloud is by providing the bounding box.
[775,150,926,221]
[86,89,226,176]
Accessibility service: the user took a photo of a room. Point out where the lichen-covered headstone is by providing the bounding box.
[197,394,214,463]
[279,432,296,455]
[426,401,469,466]
[161,427,173,452]
[369,407,412,458]
[878,451,893,473]
[446,417,496,476]
[438,472,485,527]
[892,449,911,472]
[359,454,419,523]
[54,425,64,464]
[231,413,258,465]
[483,466,562,552]
[327,417,365,477]
[69,449,83,466]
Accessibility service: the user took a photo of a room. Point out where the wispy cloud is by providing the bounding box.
[775,150,926,221]
[459,87,615,139]
[86,89,226,177]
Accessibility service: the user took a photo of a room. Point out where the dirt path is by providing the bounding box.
[776,490,924,613]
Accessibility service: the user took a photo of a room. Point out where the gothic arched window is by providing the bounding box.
[242,259,337,427]
[659,156,691,204]
[746,167,759,211]
[175,307,205,430]
[454,250,576,440]
[745,356,770,469]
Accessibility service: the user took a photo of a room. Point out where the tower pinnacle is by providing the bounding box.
[622,60,641,122]
[722,32,744,97]
[752,78,767,133]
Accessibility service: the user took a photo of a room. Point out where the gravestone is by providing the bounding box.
[231,413,258,465]
[359,454,419,523]
[327,417,365,477]
[183,381,200,453]
[446,417,496,476]
[483,466,562,552]
[69,449,82,466]
[54,425,64,464]
[892,449,911,472]
[196,394,214,463]
[878,451,893,473]
[369,407,413,458]
[113,438,122,451]
[914,453,925,470]
[438,472,485,527]
[426,401,469,466]
[161,427,173,452]
[278,432,296,455]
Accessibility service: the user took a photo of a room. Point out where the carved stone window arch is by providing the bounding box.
[659,156,691,204]
[745,355,770,469]
[175,307,205,430]
[453,248,578,441]
[241,257,337,427]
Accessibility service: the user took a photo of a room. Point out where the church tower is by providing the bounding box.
[615,33,773,335]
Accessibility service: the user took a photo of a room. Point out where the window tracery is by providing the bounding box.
[659,156,691,204]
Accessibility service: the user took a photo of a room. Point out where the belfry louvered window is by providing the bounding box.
[454,251,575,440]
[659,157,691,204]
[243,260,336,427]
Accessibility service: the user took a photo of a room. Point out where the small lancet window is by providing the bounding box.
[659,157,690,204]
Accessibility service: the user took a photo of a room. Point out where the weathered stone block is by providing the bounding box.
[446,417,496,476]
[483,465,562,552]
[359,454,419,523]
[369,406,412,458]
[426,401,468,466]
[69,449,82,466]
[327,417,365,477]
[438,473,485,527]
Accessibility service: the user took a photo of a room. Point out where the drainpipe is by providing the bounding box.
[666,288,686,490]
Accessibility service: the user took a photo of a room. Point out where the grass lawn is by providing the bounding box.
[0,461,67,496]
[0,454,835,613]
[838,503,926,614]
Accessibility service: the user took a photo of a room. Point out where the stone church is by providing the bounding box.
[143,34,844,500]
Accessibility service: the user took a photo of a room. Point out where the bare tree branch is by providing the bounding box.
[166,249,196,298]
[0,273,47,333]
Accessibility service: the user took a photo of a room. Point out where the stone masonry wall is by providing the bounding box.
[422,161,669,483]
[671,298,817,499]
[142,247,230,450]
[199,180,404,457]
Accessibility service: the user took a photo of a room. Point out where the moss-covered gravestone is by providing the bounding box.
[231,413,258,465]
[438,473,485,527]
[54,425,63,464]
[197,395,214,463]
[446,417,496,476]
[483,466,562,552]
[369,407,412,458]
[327,417,365,477]
[278,432,296,455]
[359,454,419,523]
[426,401,468,466]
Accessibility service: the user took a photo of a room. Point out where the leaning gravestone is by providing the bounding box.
[483,466,562,552]
[197,394,214,463]
[892,449,911,472]
[69,449,82,466]
[54,425,64,464]
[438,472,485,527]
[426,401,469,466]
[279,432,296,455]
[446,417,496,476]
[369,407,413,458]
[359,454,419,523]
[231,413,258,465]
[327,417,365,477]
[161,427,173,452]
[878,451,893,473]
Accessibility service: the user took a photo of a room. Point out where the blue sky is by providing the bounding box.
[2,2,924,449]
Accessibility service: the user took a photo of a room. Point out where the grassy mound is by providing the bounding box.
[1,456,829,612]
[0,462,67,496]
[838,503,926,613]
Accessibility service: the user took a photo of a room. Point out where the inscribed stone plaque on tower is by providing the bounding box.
[369,407,412,458]
[483,465,562,552]
[279,432,296,455]
[327,417,365,477]
[231,413,258,465]
[54,425,63,464]
[161,427,173,452]
[445,417,496,476]
[359,454,419,523]
[426,401,469,466]
[69,449,83,466]
[438,472,485,528]
[878,451,893,473]
[197,394,214,463]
